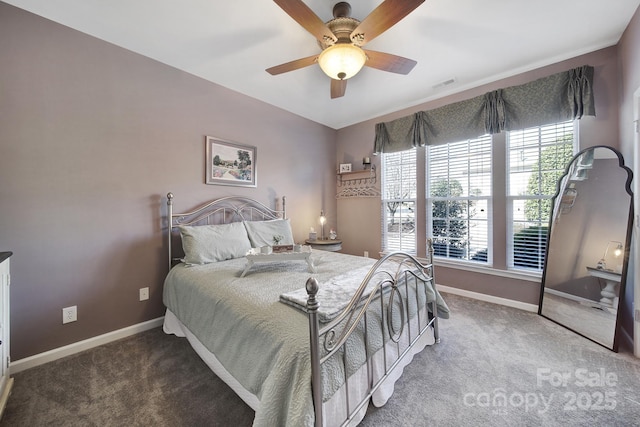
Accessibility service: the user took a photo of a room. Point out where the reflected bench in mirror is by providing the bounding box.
[538,145,633,351]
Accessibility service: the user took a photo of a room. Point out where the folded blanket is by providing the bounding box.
[279,263,450,322]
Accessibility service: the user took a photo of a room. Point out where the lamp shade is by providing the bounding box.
[318,44,367,80]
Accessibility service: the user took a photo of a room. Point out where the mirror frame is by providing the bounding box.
[538,145,634,351]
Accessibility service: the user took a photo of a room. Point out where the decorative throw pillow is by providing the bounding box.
[178,222,251,265]
[243,219,294,248]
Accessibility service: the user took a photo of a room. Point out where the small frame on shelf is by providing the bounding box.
[337,164,376,184]
[339,163,352,173]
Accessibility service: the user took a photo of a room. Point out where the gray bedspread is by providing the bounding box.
[163,250,444,427]
[280,263,450,323]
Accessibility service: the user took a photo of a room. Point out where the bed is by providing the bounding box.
[162,193,449,426]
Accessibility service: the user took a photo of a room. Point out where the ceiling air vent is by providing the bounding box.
[432,78,456,89]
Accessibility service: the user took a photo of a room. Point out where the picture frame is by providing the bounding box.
[339,163,352,173]
[205,136,257,187]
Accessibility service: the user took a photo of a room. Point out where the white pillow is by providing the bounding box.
[243,219,294,247]
[178,222,251,265]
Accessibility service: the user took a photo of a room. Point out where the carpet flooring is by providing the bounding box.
[2,293,639,426]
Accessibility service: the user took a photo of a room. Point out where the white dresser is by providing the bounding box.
[0,252,12,419]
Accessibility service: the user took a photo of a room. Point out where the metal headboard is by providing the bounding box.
[166,192,286,269]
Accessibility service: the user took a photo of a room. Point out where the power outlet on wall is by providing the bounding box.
[139,287,149,301]
[62,306,77,324]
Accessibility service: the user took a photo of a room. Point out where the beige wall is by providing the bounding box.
[335,46,622,307]
[0,3,336,359]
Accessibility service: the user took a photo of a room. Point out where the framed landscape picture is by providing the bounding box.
[205,136,257,187]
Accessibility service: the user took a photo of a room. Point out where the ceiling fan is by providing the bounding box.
[266,0,425,98]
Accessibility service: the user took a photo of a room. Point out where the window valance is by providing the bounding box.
[374,65,595,154]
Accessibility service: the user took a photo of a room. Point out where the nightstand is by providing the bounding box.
[305,239,342,252]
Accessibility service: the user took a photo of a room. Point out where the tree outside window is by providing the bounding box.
[512,134,574,269]
[431,179,469,258]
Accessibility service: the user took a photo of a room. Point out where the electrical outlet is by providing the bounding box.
[62,306,77,324]
[139,287,149,301]
[364,251,369,258]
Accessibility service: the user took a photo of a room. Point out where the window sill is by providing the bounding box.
[378,252,542,283]
[432,258,542,282]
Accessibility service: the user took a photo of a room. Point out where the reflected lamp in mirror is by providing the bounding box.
[596,241,624,272]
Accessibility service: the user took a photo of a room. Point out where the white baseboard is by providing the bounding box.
[10,317,164,374]
[543,287,596,305]
[437,284,539,313]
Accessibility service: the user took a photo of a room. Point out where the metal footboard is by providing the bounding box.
[306,240,439,426]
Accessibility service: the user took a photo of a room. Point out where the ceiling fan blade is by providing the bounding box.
[273,0,337,44]
[266,54,318,75]
[363,50,417,74]
[351,0,425,46]
[331,79,347,99]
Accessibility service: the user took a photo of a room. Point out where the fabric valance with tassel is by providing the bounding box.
[374,65,595,154]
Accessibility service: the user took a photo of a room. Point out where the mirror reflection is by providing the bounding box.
[539,146,633,351]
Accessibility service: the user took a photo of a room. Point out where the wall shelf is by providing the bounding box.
[336,166,379,198]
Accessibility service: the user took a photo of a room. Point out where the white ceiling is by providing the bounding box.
[5,0,640,129]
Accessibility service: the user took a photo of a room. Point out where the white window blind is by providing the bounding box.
[381,149,417,253]
[427,135,492,262]
[507,121,575,270]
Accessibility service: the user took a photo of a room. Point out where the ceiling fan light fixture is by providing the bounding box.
[318,44,366,80]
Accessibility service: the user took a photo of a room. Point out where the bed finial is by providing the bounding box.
[306,277,319,300]
[306,276,323,427]
[167,192,174,270]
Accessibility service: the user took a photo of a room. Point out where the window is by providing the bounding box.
[380,120,576,274]
[427,136,492,262]
[507,121,575,270]
[381,149,417,253]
